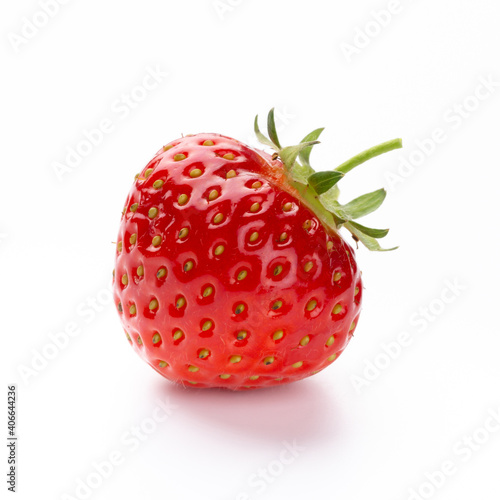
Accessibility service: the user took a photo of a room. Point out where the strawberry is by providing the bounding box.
[113,110,401,390]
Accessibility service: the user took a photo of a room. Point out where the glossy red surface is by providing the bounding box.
[113,134,362,389]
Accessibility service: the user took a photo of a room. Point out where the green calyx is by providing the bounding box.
[254,108,402,252]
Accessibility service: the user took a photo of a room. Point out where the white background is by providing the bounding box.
[2,1,500,499]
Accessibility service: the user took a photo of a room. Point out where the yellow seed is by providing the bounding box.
[137,265,144,276]
[213,213,224,224]
[121,274,128,286]
[249,375,259,380]
[234,304,245,315]
[149,299,159,310]
[188,381,197,385]
[173,330,184,341]
[350,322,356,331]
[230,355,242,364]
[144,168,154,178]
[279,232,288,242]
[203,140,214,146]
[136,336,143,345]
[304,261,314,272]
[327,354,337,362]
[176,297,186,309]
[236,331,247,340]
[250,202,260,213]
[251,181,262,189]
[117,241,123,252]
[158,360,168,367]
[190,168,202,178]
[117,302,123,312]
[148,207,158,218]
[306,299,317,311]
[333,304,342,315]
[226,169,237,178]
[179,227,189,239]
[202,320,213,331]
[354,287,360,296]
[152,333,161,344]
[272,330,284,341]
[208,189,219,201]
[184,260,194,272]
[326,335,335,347]
[129,233,137,245]
[219,374,231,379]
[130,203,138,212]
[283,202,293,212]
[214,245,225,255]
[188,365,199,373]
[199,349,210,359]
[333,272,342,282]
[271,300,283,310]
[178,194,189,205]
[263,356,275,365]
[125,332,131,342]
[153,180,164,189]
[249,232,259,242]
[237,270,248,280]
[202,286,213,297]
[152,235,162,247]
[273,265,283,276]
[129,304,136,315]
[156,267,167,279]
[300,335,310,346]
[223,153,235,160]
[174,153,186,161]
[292,361,303,368]
[327,241,334,251]
[303,220,312,231]
[163,144,173,152]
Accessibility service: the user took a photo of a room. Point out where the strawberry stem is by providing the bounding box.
[335,138,402,174]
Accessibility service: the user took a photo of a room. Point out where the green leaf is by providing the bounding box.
[345,222,397,252]
[308,170,344,195]
[339,189,386,220]
[298,128,324,167]
[335,138,403,175]
[254,115,276,150]
[267,108,282,149]
[349,221,389,239]
[280,141,320,171]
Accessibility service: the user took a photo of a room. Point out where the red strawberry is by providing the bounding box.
[113,110,401,390]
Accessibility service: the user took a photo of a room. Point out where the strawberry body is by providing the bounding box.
[113,133,363,389]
